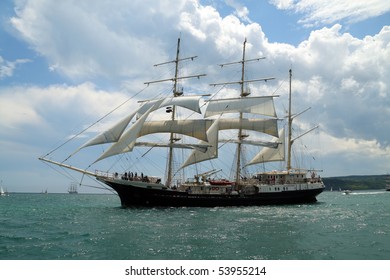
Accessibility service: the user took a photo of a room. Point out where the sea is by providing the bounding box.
[1,190,389,260]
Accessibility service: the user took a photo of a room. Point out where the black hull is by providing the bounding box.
[101,179,324,207]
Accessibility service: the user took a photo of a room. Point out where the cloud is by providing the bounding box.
[10,0,191,81]
[0,56,31,79]
[0,83,133,137]
[225,0,252,23]
[269,0,390,27]
[3,0,390,178]
[9,0,265,81]
[261,24,390,149]
[312,132,390,175]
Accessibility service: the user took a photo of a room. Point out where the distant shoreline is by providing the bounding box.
[322,174,389,191]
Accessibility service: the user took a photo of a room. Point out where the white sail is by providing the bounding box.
[94,101,162,163]
[77,96,202,152]
[246,128,285,166]
[218,118,278,137]
[205,96,276,118]
[180,119,220,169]
[139,119,210,141]
[137,95,202,117]
[77,111,138,151]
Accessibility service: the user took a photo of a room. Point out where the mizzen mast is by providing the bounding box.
[285,69,319,172]
[287,69,293,171]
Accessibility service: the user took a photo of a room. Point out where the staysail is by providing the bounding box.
[246,128,285,166]
[94,101,163,162]
[76,96,202,152]
[180,119,220,169]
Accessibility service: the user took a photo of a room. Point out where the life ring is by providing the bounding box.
[211,187,220,191]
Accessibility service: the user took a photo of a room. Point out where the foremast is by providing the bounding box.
[144,37,206,187]
[167,37,182,188]
[235,39,246,187]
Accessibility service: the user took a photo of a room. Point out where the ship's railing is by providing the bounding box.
[95,170,115,179]
[95,170,162,184]
[249,174,322,185]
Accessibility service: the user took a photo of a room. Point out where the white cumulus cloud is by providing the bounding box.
[3,0,390,178]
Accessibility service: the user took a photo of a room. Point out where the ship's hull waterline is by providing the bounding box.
[98,177,324,207]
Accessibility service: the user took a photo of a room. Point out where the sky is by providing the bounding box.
[0,0,389,193]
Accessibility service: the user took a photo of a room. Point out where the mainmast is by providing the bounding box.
[210,39,274,185]
[287,69,293,171]
[144,37,206,187]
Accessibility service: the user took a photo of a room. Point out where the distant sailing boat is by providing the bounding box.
[1,180,9,196]
[39,38,325,207]
[68,182,78,194]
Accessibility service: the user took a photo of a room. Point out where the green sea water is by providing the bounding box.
[1,191,389,260]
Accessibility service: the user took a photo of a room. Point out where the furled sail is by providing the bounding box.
[205,96,277,118]
[245,128,285,166]
[180,119,220,169]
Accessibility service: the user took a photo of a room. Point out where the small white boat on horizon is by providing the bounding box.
[0,187,8,196]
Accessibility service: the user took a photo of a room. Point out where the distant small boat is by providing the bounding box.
[343,190,352,195]
[68,182,78,194]
[0,180,8,196]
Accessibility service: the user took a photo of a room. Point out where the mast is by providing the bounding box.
[210,39,275,185]
[287,69,293,171]
[144,37,206,187]
[166,37,181,187]
[235,39,247,185]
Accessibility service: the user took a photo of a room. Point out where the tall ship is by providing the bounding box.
[68,182,78,194]
[40,38,325,207]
